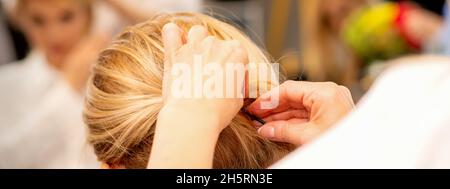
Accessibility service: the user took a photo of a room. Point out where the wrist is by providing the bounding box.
[159,101,223,134]
[149,105,222,168]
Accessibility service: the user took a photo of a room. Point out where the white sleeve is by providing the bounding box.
[31,80,100,169]
[272,61,450,169]
[0,79,99,168]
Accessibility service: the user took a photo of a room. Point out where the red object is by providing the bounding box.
[395,2,422,50]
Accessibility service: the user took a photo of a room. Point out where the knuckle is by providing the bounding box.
[233,47,248,60]
[321,87,340,100]
[281,122,296,142]
[338,85,351,95]
[323,81,339,88]
[204,36,216,43]
[317,82,340,99]
[221,44,234,54]
[274,124,286,141]
[284,80,297,87]
[201,36,216,48]
[228,40,241,47]
[162,23,176,32]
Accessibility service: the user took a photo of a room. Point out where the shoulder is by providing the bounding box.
[0,60,28,83]
[371,55,450,94]
[381,55,450,80]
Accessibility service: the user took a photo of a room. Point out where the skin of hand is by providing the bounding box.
[62,34,109,93]
[147,23,249,169]
[247,81,355,146]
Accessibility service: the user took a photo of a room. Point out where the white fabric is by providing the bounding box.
[273,58,450,169]
[0,52,99,168]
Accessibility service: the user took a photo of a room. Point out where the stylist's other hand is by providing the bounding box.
[247,81,355,146]
[160,23,248,133]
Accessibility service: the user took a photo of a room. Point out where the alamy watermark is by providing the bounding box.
[170,55,280,109]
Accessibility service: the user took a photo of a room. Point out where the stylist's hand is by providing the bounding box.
[247,81,355,146]
[160,23,248,133]
[149,23,248,169]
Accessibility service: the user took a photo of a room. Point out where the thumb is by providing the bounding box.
[257,120,316,146]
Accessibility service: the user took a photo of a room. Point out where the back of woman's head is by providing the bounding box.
[83,12,293,169]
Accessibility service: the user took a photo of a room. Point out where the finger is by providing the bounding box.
[199,36,216,60]
[246,87,289,118]
[257,120,309,146]
[162,23,183,69]
[212,40,234,65]
[246,85,284,117]
[187,25,208,46]
[247,81,315,117]
[255,104,292,119]
[338,85,355,108]
[226,42,249,97]
[228,41,249,65]
[262,109,309,122]
[201,36,216,49]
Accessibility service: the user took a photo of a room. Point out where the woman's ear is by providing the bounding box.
[101,162,126,169]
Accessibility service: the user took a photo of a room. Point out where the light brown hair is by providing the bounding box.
[83,12,294,169]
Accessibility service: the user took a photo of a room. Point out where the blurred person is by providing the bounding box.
[0,0,106,168]
[0,0,203,61]
[83,13,295,169]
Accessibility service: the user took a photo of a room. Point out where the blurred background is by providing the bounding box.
[0,0,449,168]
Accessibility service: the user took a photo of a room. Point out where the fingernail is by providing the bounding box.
[164,22,176,29]
[163,23,179,36]
[258,126,275,138]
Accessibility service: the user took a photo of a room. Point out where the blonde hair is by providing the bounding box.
[83,12,294,169]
